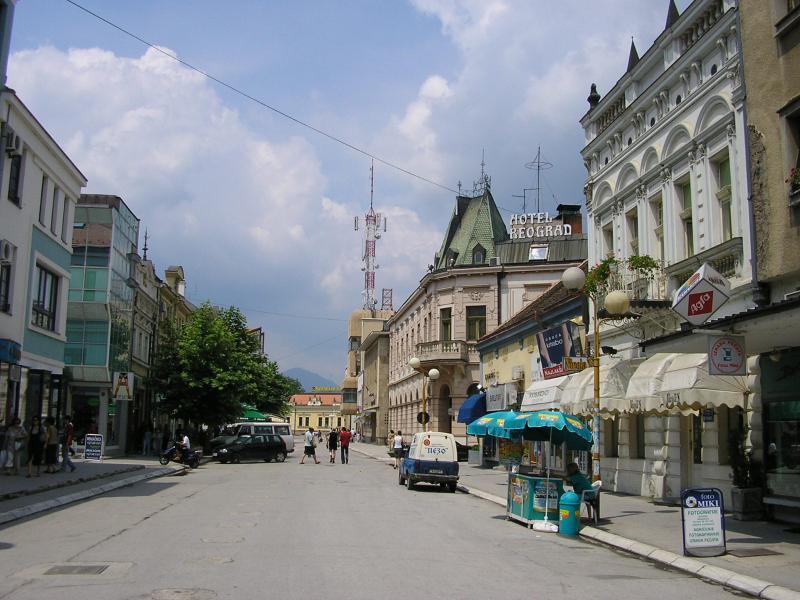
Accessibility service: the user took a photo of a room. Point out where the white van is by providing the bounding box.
[210,422,295,454]
[398,432,459,492]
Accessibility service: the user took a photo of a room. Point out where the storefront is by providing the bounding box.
[0,338,22,423]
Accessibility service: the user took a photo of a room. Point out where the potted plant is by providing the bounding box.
[729,430,765,521]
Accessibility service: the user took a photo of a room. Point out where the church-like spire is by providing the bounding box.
[665,0,680,29]
[626,38,640,72]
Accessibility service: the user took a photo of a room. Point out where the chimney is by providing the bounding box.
[556,204,583,235]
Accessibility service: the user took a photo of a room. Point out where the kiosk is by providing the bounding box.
[507,473,564,526]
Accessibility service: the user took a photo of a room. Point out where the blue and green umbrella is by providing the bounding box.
[467,410,593,451]
[466,411,519,439]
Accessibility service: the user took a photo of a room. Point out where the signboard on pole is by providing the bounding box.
[681,487,726,557]
[536,322,583,379]
[708,335,747,376]
[672,263,731,325]
[84,434,104,461]
[112,372,134,400]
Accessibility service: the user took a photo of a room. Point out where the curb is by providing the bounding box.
[0,464,145,501]
[0,465,186,526]
[456,482,800,600]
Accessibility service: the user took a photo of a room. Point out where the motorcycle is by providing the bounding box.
[159,443,200,468]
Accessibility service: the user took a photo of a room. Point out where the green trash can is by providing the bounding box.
[559,491,581,537]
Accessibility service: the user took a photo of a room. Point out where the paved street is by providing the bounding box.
[0,451,741,600]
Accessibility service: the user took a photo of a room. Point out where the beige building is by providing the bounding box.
[341,308,393,420]
[290,393,345,435]
[359,329,390,444]
[388,186,586,440]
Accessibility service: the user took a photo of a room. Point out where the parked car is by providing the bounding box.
[213,434,287,464]
[398,431,459,492]
[209,422,295,454]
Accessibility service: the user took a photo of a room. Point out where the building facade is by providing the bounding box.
[0,86,86,426]
[359,328,390,444]
[579,0,754,504]
[387,186,586,441]
[65,194,139,454]
[290,393,345,435]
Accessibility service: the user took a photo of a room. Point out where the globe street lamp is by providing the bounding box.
[409,358,440,432]
[561,266,630,483]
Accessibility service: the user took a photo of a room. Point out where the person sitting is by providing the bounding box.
[563,462,594,497]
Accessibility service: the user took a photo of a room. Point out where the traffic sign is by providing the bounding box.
[416,411,430,425]
[672,263,730,325]
[708,335,746,376]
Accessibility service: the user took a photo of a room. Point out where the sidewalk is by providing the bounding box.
[0,457,187,525]
[351,442,800,599]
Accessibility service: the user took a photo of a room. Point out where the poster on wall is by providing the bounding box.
[536,322,583,379]
[112,372,134,400]
[531,351,544,382]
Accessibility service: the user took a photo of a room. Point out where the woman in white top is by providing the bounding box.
[393,430,404,470]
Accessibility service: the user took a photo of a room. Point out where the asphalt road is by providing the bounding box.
[0,449,741,600]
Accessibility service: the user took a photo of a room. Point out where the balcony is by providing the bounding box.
[600,259,669,305]
[415,340,478,367]
[665,237,744,286]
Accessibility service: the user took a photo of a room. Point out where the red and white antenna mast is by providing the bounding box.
[354,161,387,311]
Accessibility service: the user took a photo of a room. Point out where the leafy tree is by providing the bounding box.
[149,302,300,427]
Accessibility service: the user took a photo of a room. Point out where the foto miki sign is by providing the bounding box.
[672,263,731,325]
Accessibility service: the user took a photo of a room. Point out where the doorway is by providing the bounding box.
[680,414,703,491]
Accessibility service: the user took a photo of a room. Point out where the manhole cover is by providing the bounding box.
[728,547,782,558]
[45,565,109,575]
[151,590,217,600]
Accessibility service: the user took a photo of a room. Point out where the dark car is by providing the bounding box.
[213,434,287,464]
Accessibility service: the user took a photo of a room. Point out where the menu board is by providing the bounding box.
[84,434,104,461]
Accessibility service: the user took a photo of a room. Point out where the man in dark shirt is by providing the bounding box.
[563,462,593,497]
[339,427,352,464]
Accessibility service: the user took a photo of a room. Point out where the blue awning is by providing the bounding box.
[458,393,487,423]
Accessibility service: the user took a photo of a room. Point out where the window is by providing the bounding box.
[633,414,646,459]
[0,263,11,312]
[31,265,59,331]
[472,245,486,264]
[714,155,733,241]
[324,417,329,427]
[7,154,22,205]
[440,308,452,341]
[602,223,614,257]
[626,208,639,254]
[61,196,70,242]
[650,196,664,260]
[675,94,682,105]
[50,187,60,234]
[604,416,619,458]
[318,416,322,427]
[466,305,486,341]
[710,64,718,75]
[650,117,656,127]
[678,180,694,257]
[337,417,342,427]
[38,176,48,225]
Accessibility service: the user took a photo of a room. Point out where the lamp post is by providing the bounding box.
[409,357,440,432]
[561,267,630,483]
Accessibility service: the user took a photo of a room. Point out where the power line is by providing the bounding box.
[64,0,460,196]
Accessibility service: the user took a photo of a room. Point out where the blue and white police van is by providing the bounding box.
[398,432,459,492]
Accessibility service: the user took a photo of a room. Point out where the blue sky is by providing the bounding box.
[9,0,690,381]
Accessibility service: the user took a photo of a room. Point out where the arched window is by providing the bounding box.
[472,244,486,264]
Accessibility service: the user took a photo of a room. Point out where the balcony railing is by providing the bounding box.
[600,260,669,304]
[415,340,478,365]
[665,237,744,286]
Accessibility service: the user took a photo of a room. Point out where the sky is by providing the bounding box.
[8,0,691,381]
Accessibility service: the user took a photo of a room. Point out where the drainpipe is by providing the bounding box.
[736,0,769,306]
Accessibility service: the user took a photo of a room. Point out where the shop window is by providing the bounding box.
[692,414,703,464]
[440,308,452,341]
[631,414,646,459]
[31,265,59,331]
[7,153,22,206]
[466,305,486,341]
[604,416,619,458]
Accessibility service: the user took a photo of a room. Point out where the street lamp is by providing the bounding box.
[561,266,630,482]
[409,357,440,432]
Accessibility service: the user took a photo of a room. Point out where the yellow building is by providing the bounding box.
[290,393,346,435]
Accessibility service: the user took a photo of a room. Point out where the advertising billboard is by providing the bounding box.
[536,322,583,379]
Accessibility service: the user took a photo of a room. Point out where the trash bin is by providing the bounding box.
[558,491,581,537]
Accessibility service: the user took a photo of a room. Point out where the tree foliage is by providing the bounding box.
[149,302,299,427]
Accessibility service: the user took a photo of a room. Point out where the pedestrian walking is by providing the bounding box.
[60,415,77,473]
[327,428,339,463]
[339,427,352,464]
[26,415,45,478]
[300,427,320,464]
[393,430,404,470]
[3,416,26,475]
[142,425,152,457]
[43,417,59,474]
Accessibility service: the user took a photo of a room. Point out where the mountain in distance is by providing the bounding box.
[283,367,338,392]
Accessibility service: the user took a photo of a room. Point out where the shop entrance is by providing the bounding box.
[680,414,703,490]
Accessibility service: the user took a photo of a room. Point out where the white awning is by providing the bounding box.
[521,375,571,412]
[648,353,748,413]
[560,359,640,418]
[625,353,679,414]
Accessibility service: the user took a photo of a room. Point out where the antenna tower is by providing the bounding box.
[354,161,389,311]
[524,146,553,212]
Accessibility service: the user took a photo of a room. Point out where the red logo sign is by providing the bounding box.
[423,438,431,446]
[688,291,714,316]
